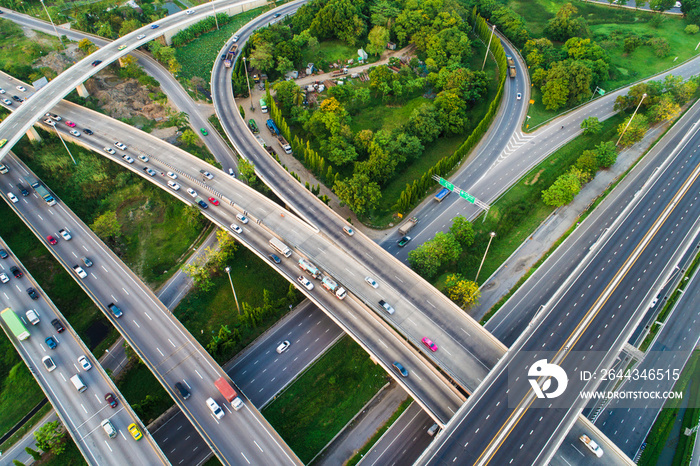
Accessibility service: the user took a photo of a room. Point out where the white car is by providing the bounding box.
[123,155,134,164]
[230,223,242,234]
[232,34,239,42]
[228,168,236,177]
[78,355,92,371]
[207,397,225,419]
[104,147,116,155]
[0,273,9,284]
[138,154,149,162]
[365,276,378,288]
[70,129,81,137]
[16,85,26,92]
[114,141,127,150]
[43,118,56,126]
[59,228,72,240]
[186,9,194,14]
[73,265,87,278]
[579,434,604,458]
[187,188,197,198]
[297,276,314,291]
[236,214,249,224]
[2,98,11,106]
[8,193,18,203]
[516,93,522,100]
[0,88,4,94]
[42,356,56,372]
[200,170,214,180]
[166,171,177,179]
[136,34,146,40]
[168,180,180,191]
[144,167,156,176]
[276,340,290,353]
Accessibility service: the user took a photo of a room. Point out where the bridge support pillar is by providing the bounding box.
[76,82,89,98]
[26,126,42,143]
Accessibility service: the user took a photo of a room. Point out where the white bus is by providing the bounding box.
[269,237,292,258]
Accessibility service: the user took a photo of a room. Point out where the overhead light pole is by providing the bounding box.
[616,93,647,146]
[40,0,64,49]
[53,125,77,165]
[475,231,496,282]
[224,266,241,314]
[211,0,219,30]
[482,24,496,71]
[242,57,254,110]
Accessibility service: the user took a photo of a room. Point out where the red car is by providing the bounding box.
[422,337,438,352]
[208,197,220,206]
[47,235,58,245]
[65,120,76,127]
[104,392,118,408]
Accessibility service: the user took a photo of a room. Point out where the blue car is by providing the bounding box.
[198,200,208,209]
[151,24,159,29]
[45,336,57,350]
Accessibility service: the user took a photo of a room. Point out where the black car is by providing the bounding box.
[12,95,23,102]
[17,184,29,196]
[91,60,102,66]
[274,12,281,17]
[269,254,281,264]
[26,287,39,300]
[197,200,208,209]
[51,318,65,333]
[83,128,93,135]
[175,382,191,400]
[0,249,7,259]
[10,266,22,278]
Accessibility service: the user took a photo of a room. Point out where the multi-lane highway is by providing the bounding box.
[421,99,700,464]
[0,239,166,464]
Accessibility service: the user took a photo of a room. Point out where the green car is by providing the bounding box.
[200,128,208,136]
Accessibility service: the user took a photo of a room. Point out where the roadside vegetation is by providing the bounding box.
[232,0,499,225]
[0,19,62,82]
[263,336,388,464]
[475,0,700,127]
[639,350,700,466]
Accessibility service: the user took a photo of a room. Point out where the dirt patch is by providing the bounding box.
[525,169,544,186]
[85,74,171,120]
[35,43,83,74]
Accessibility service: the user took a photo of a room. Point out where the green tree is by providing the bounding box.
[273,80,304,114]
[580,116,602,135]
[309,0,366,46]
[623,35,643,53]
[90,210,121,240]
[542,170,582,206]
[651,94,680,122]
[276,56,294,76]
[190,76,206,99]
[367,25,389,56]
[450,216,475,247]
[408,232,461,279]
[119,19,141,37]
[545,3,588,41]
[649,0,676,11]
[78,38,95,54]
[25,447,41,461]
[408,104,442,143]
[168,58,182,75]
[168,110,190,128]
[575,149,599,174]
[334,173,381,216]
[595,141,618,168]
[649,37,670,57]
[183,259,214,292]
[617,114,649,146]
[34,421,66,456]
[435,90,468,135]
[180,129,199,146]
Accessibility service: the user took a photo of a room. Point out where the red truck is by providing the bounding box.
[215,377,244,411]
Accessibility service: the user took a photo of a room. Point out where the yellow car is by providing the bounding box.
[0,139,6,148]
[128,423,142,441]
[118,44,127,51]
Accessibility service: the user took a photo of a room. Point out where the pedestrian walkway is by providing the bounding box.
[468,121,673,322]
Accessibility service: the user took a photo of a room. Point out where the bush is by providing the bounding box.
[649,37,670,58]
[685,24,700,35]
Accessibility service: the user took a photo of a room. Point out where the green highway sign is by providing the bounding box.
[438,178,455,191]
[459,190,475,203]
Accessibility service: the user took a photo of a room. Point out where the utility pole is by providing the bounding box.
[53,126,77,165]
[40,0,64,49]
[211,0,219,30]
[243,57,254,111]
[224,267,241,314]
[475,232,496,282]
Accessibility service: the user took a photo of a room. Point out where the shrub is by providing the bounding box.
[685,24,700,35]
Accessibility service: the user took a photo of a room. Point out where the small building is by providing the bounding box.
[357,49,368,61]
[306,63,316,75]
[387,42,397,50]
[284,70,299,80]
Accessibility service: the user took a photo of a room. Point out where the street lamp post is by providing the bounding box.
[475,231,496,282]
[242,57,254,111]
[616,92,647,146]
[53,125,77,165]
[211,0,219,30]
[224,266,241,314]
[482,24,496,71]
[40,0,64,48]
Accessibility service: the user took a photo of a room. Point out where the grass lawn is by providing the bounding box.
[348,93,431,134]
[639,349,700,466]
[263,336,389,464]
[0,19,61,77]
[434,113,625,294]
[0,403,52,453]
[36,432,88,465]
[174,7,268,92]
[0,363,45,435]
[510,0,699,128]
[175,244,302,362]
[301,40,361,68]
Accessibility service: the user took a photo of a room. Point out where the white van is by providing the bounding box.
[70,374,87,393]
